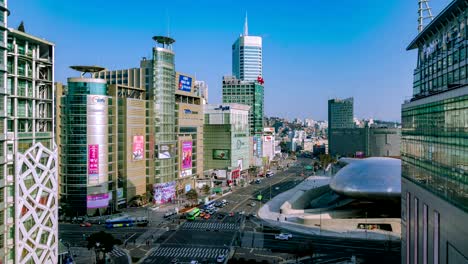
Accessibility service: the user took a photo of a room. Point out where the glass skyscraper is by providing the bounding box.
[151,36,178,202]
[232,16,262,82]
[402,0,468,263]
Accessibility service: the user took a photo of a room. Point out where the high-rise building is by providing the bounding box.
[59,66,116,215]
[402,0,468,263]
[93,37,179,205]
[150,36,178,203]
[194,80,208,104]
[6,23,58,263]
[328,97,354,129]
[328,97,354,156]
[175,72,203,196]
[232,15,262,81]
[222,76,264,135]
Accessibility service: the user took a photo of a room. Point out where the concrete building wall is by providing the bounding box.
[402,179,468,264]
[368,128,401,157]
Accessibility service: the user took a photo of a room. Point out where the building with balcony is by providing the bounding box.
[5,20,58,264]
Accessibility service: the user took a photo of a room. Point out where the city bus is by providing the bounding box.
[186,208,201,220]
[105,218,134,228]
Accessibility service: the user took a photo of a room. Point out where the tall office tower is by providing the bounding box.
[151,36,178,204]
[194,80,208,104]
[232,15,262,81]
[222,76,264,135]
[60,66,116,216]
[6,25,58,263]
[328,97,354,157]
[402,1,468,263]
[175,72,203,195]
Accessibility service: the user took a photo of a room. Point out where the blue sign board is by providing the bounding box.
[178,75,192,92]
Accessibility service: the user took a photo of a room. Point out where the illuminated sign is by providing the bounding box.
[132,135,144,161]
[88,144,99,184]
[158,144,175,159]
[213,149,230,160]
[154,181,176,204]
[87,193,109,209]
[181,141,193,170]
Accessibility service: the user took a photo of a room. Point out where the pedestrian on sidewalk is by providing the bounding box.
[277,217,279,221]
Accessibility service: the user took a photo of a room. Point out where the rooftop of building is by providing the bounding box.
[407,0,467,50]
[9,28,55,46]
[204,103,251,112]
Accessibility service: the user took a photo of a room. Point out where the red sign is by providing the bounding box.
[231,169,240,179]
[257,76,264,85]
[88,144,99,175]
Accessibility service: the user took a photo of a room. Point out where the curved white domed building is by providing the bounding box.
[330,157,401,200]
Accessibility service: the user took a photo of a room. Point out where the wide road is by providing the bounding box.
[59,223,151,248]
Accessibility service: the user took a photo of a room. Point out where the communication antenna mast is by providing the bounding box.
[418,0,434,32]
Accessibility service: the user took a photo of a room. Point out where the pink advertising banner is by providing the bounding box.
[181,141,192,170]
[133,135,144,161]
[87,193,109,209]
[88,144,99,175]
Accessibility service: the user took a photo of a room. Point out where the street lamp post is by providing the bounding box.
[319,208,322,234]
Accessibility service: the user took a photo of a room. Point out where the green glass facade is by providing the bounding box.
[60,79,113,215]
[222,77,264,135]
[152,47,178,184]
[403,2,468,262]
[402,93,468,212]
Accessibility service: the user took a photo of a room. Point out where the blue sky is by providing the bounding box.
[10,0,452,121]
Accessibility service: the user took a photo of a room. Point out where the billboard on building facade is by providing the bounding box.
[87,193,109,209]
[153,181,176,204]
[182,141,193,169]
[88,144,99,184]
[178,75,192,92]
[158,144,175,159]
[213,149,230,160]
[132,135,144,161]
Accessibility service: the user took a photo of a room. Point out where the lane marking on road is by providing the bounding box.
[124,233,137,244]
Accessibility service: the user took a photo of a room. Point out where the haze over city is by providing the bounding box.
[10,0,451,121]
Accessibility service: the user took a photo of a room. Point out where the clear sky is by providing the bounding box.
[10,0,452,121]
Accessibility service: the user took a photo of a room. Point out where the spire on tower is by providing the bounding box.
[418,0,434,32]
[243,12,248,36]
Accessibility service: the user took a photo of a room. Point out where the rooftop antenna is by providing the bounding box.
[166,9,170,37]
[418,0,434,32]
[243,12,248,36]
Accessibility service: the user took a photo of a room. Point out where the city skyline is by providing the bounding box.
[9,0,451,122]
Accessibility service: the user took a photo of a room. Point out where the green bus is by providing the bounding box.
[186,208,201,220]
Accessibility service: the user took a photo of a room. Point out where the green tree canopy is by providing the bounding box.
[86,231,122,253]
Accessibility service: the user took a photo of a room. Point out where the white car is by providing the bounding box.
[190,261,199,264]
[275,234,290,240]
[216,255,226,263]
[281,233,293,238]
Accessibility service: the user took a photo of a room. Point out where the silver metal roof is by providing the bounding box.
[330,157,401,200]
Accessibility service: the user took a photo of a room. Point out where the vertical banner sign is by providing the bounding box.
[132,135,144,161]
[181,141,193,169]
[88,144,99,184]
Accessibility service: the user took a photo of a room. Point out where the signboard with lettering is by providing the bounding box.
[178,75,192,92]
